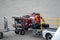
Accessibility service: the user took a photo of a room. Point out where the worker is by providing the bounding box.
[30,12,36,23]
[30,13,36,29]
[22,15,32,30]
[27,18,32,28]
[35,13,45,29]
[25,15,32,28]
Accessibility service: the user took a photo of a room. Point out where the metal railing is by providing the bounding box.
[40,18,60,31]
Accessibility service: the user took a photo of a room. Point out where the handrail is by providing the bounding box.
[40,18,60,31]
[45,18,60,28]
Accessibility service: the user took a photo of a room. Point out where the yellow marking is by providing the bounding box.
[40,18,60,30]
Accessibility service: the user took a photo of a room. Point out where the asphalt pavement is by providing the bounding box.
[0,31,45,40]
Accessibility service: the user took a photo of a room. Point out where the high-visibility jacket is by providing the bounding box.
[35,15,41,23]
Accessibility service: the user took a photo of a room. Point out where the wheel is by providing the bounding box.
[46,34,52,40]
[0,32,3,39]
[15,29,19,34]
[20,29,25,35]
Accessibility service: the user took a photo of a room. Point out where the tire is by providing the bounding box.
[0,32,3,39]
[15,29,19,34]
[46,34,52,40]
[20,30,25,35]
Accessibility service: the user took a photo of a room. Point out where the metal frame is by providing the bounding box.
[40,18,60,31]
